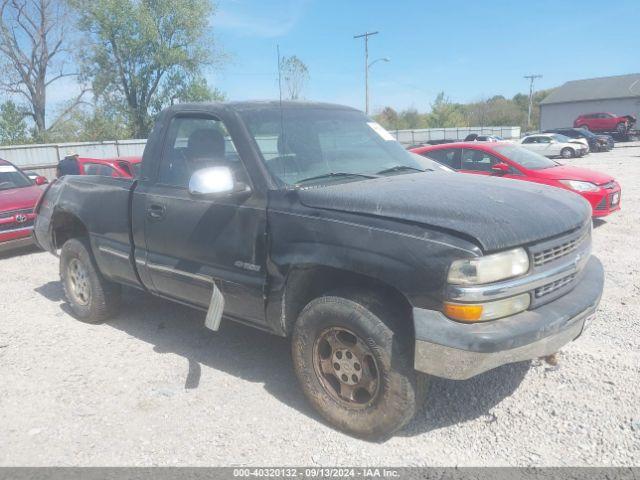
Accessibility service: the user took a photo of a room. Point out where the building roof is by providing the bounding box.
[540,73,640,105]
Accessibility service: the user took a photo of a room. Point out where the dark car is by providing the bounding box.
[34,101,603,439]
[545,127,614,152]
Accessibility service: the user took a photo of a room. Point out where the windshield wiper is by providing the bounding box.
[376,165,424,175]
[295,172,377,185]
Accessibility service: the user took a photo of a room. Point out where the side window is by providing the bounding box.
[84,163,117,177]
[157,116,246,188]
[538,137,551,144]
[424,148,461,169]
[522,137,535,144]
[461,149,499,172]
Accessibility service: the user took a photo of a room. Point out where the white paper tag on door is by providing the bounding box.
[204,282,225,331]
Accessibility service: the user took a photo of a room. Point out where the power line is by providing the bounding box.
[354,31,379,115]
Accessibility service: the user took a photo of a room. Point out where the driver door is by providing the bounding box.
[135,115,269,327]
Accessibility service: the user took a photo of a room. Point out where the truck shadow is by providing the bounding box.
[36,282,530,439]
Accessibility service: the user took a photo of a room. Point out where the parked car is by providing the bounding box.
[0,159,47,252]
[464,133,505,142]
[574,112,636,133]
[34,102,603,439]
[411,142,620,217]
[519,133,588,158]
[57,156,142,178]
[544,128,614,152]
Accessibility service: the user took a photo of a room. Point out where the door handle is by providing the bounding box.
[147,204,166,220]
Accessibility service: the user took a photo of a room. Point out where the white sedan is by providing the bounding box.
[519,133,588,159]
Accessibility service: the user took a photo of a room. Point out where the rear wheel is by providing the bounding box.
[578,124,589,131]
[60,237,121,323]
[560,147,575,159]
[291,292,427,440]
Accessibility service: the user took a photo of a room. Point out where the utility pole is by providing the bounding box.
[524,74,543,130]
[354,31,379,115]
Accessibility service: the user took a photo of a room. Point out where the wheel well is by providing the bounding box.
[282,265,413,336]
[51,212,88,249]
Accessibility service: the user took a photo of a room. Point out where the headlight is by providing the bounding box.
[558,180,600,192]
[447,248,529,285]
[443,293,531,322]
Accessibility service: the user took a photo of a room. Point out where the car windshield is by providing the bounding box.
[575,129,596,138]
[493,144,558,170]
[239,107,424,186]
[0,164,32,190]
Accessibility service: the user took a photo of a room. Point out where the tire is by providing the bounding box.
[578,124,589,131]
[616,122,627,134]
[291,291,427,440]
[560,147,574,159]
[60,237,121,323]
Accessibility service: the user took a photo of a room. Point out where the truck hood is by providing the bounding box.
[0,185,42,212]
[297,173,591,252]
[530,165,614,185]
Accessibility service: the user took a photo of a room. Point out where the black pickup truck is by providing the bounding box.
[34,102,604,439]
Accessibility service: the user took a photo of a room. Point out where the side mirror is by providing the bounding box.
[35,176,48,185]
[188,166,250,197]
[491,162,510,175]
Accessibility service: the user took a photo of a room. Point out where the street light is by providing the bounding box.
[366,57,390,115]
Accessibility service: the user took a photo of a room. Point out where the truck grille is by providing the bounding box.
[535,273,577,298]
[533,230,589,267]
[0,208,33,219]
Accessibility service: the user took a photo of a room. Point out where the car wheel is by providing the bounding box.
[291,291,427,440]
[578,124,589,131]
[60,237,121,323]
[560,147,574,159]
[616,122,627,134]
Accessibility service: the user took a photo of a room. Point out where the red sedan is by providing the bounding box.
[0,159,48,252]
[411,142,621,217]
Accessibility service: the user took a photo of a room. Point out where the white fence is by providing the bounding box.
[1,125,521,179]
[391,126,521,146]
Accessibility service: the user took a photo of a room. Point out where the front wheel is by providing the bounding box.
[616,122,627,134]
[560,147,575,159]
[291,293,426,440]
[60,237,121,323]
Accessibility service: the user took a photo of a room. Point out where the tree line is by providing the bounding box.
[373,90,553,132]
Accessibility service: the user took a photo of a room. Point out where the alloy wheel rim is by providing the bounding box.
[67,258,91,306]
[312,327,381,408]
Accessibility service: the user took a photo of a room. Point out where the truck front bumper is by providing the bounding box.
[414,256,603,380]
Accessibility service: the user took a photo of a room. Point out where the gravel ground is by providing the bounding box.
[1,146,639,466]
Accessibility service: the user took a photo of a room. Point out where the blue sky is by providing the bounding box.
[210,0,640,112]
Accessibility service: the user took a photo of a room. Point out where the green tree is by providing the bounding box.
[279,55,309,100]
[71,0,221,138]
[0,100,29,144]
[426,92,467,128]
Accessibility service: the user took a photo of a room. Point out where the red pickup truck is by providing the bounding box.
[0,159,47,252]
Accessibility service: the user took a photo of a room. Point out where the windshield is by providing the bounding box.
[552,134,571,143]
[239,107,424,186]
[0,164,32,190]
[575,128,596,138]
[493,144,558,170]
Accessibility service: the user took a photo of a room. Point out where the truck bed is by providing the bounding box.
[34,175,141,288]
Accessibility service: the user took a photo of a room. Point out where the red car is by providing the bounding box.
[574,112,636,133]
[76,156,142,178]
[411,142,621,217]
[0,159,48,252]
